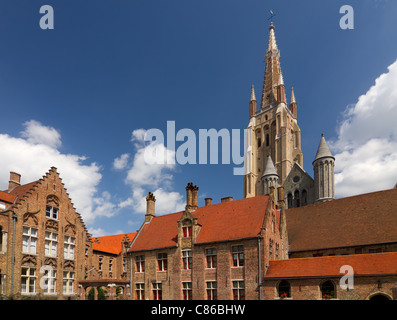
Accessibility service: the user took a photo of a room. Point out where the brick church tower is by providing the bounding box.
[244,22,303,198]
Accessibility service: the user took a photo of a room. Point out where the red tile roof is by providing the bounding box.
[265,252,397,279]
[286,188,397,252]
[93,232,137,255]
[129,195,270,252]
[0,190,16,204]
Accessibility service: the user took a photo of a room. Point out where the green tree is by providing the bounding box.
[88,287,95,300]
[97,287,106,300]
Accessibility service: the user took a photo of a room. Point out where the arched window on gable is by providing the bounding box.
[287,193,293,209]
[294,190,300,208]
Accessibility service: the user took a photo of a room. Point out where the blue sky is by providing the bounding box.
[1,0,397,236]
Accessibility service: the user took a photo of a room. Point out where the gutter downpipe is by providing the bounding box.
[129,254,133,300]
[10,212,17,296]
[258,237,262,300]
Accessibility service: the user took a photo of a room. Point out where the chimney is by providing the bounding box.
[221,196,233,203]
[145,192,156,222]
[186,182,199,211]
[277,186,285,209]
[8,172,21,191]
[205,198,212,206]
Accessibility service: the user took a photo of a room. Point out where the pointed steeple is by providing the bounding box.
[261,23,282,109]
[314,133,334,162]
[267,22,278,52]
[313,134,335,202]
[262,155,279,198]
[262,155,278,177]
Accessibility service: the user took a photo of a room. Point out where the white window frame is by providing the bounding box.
[63,271,74,295]
[135,283,145,300]
[42,268,57,294]
[21,267,36,294]
[64,236,75,260]
[182,250,192,270]
[22,227,37,254]
[45,231,58,257]
[46,205,59,220]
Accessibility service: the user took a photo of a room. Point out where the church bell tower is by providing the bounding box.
[244,22,303,198]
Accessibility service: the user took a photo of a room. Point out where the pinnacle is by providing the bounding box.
[290,87,296,104]
[250,85,256,101]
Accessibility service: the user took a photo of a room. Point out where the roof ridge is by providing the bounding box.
[269,251,397,263]
[287,187,397,212]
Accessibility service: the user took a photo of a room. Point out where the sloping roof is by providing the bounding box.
[6,181,38,202]
[286,188,397,252]
[92,232,137,255]
[0,190,16,204]
[265,252,397,279]
[129,195,270,252]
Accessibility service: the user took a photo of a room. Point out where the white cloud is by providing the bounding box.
[21,120,62,149]
[332,59,397,197]
[115,128,185,216]
[0,120,118,225]
[113,153,130,170]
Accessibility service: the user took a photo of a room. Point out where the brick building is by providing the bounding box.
[127,183,288,300]
[0,168,92,299]
[78,232,136,299]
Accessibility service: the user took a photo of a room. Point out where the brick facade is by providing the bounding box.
[0,168,92,299]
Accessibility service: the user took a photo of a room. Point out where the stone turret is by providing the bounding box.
[313,134,335,202]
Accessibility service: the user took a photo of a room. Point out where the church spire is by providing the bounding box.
[260,22,282,109]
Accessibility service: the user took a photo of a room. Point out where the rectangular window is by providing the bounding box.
[45,231,58,257]
[99,257,103,272]
[206,281,217,300]
[64,236,75,260]
[182,226,192,238]
[153,282,162,300]
[123,258,127,273]
[182,282,192,300]
[205,248,217,269]
[136,283,145,300]
[21,267,36,294]
[157,253,168,271]
[232,280,245,300]
[43,268,57,294]
[109,259,113,273]
[136,255,145,273]
[46,206,58,219]
[22,227,37,254]
[232,245,244,267]
[63,271,74,294]
[182,250,192,270]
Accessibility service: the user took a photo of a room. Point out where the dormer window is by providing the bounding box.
[46,205,58,219]
[182,226,192,238]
